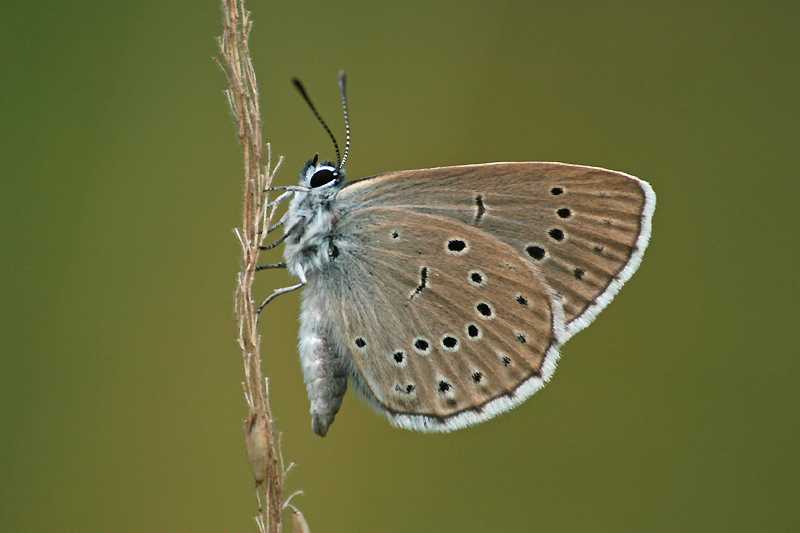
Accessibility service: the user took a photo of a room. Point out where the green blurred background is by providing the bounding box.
[1,1,797,531]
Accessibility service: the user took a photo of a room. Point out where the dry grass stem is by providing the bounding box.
[217,0,297,531]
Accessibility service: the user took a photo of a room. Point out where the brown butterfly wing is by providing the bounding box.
[338,162,655,339]
[314,207,563,431]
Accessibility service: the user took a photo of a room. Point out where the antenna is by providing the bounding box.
[338,71,351,171]
[292,77,341,169]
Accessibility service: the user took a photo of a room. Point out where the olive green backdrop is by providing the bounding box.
[1,1,797,531]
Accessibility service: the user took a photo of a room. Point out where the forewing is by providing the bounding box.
[337,162,655,339]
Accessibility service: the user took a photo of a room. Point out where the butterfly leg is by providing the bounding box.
[265,190,295,210]
[256,281,305,317]
[266,185,310,194]
[255,262,286,272]
[265,219,284,235]
[258,200,291,242]
[260,217,304,251]
[258,191,299,240]
[259,231,291,251]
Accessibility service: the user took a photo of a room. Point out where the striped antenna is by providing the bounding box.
[291,76,341,170]
[338,71,351,171]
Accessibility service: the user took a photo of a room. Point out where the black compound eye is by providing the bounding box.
[310,168,336,188]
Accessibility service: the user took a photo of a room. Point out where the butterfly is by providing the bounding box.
[259,73,655,436]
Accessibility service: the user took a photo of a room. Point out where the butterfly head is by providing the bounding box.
[293,72,351,195]
[300,153,346,191]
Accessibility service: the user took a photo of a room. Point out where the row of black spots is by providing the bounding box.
[396,326,531,399]
[475,300,537,342]
[392,377,463,399]
[394,366,504,399]
[354,334,493,372]
[549,208,614,283]
[430,356,515,396]
[403,332,465,360]
[523,232,572,259]
[408,335,462,357]
[445,238,469,256]
[393,377,456,399]
[439,363,512,397]
[520,197,573,263]
[494,339,536,374]
[417,337,544,400]
[468,270,487,288]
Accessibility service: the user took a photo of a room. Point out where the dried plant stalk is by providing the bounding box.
[217,0,295,531]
